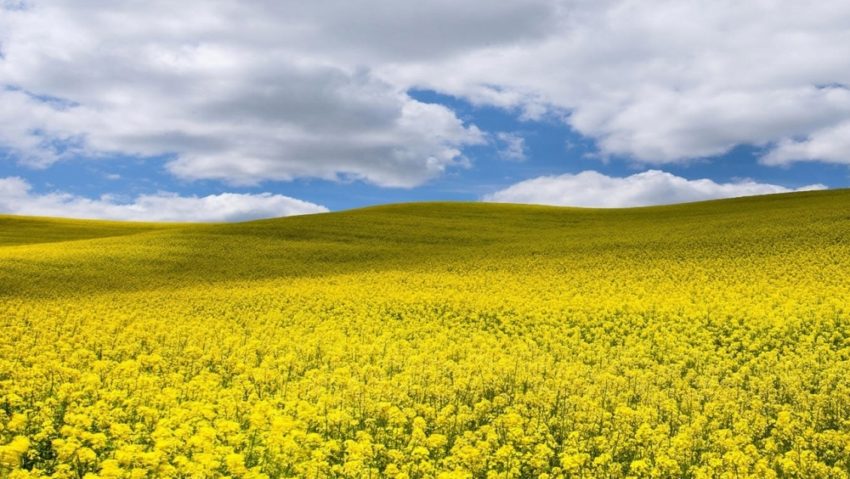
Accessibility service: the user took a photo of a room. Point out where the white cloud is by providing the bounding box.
[2,0,850,183]
[0,88,86,168]
[381,0,850,166]
[495,132,528,162]
[762,120,850,165]
[0,1,487,187]
[483,170,826,208]
[0,177,327,222]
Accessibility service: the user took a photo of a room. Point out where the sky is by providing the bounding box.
[1,0,849,221]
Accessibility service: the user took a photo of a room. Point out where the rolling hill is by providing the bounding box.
[2,190,850,478]
[1,189,847,297]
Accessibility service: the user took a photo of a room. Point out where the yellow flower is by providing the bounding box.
[0,436,30,468]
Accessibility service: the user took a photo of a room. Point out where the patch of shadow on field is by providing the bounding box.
[2,190,849,299]
[0,215,172,247]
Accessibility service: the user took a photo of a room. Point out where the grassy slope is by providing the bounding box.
[0,188,847,299]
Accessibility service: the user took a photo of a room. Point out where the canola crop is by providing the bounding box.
[1,191,850,479]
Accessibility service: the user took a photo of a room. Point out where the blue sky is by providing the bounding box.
[1,1,849,221]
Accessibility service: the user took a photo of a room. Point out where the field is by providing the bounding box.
[2,190,850,479]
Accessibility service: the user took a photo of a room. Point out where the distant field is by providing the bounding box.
[2,190,850,478]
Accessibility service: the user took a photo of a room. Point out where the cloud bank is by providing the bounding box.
[484,170,827,208]
[0,177,327,222]
[1,0,849,191]
[387,1,850,166]
[0,1,488,187]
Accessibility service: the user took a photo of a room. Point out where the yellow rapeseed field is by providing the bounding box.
[2,190,850,478]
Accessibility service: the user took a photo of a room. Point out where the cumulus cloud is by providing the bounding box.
[0,177,327,222]
[483,170,826,208]
[383,0,850,166]
[2,0,850,185]
[0,1,486,187]
[762,121,850,165]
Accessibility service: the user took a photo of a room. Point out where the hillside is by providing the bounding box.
[1,189,847,298]
[2,190,850,478]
